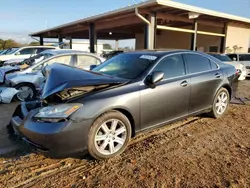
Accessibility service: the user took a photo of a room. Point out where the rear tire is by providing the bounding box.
[209,88,230,118]
[88,111,131,160]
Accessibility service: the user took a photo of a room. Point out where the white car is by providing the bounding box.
[0,49,105,102]
[227,53,250,78]
[0,46,57,65]
[209,53,246,80]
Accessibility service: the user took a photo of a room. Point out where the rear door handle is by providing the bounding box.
[215,73,222,78]
[180,80,188,87]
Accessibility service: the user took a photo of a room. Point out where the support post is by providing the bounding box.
[190,20,198,51]
[69,38,72,49]
[58,35,63,43]
[115,40,119,50]
[220,23,228,53]
[149,12,156,50]
[89,23,97,53]
[39,36,44,46]
[144,15,149,49]
[144,13,156,50]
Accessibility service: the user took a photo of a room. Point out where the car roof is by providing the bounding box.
[123,49,197,58]
[41,49,90,55]
[20,46,56,48]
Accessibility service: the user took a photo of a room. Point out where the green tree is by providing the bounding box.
[1,39,20,49]
[29,41,40,46]
[103,43,112,49]
[0,39,4,50]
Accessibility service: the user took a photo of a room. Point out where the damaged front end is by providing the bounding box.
[41,63,128,103]
[0,87,19,103]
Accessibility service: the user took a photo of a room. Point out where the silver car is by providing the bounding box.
[1,49,105,102]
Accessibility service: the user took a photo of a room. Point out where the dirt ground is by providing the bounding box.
[0,80,250,188]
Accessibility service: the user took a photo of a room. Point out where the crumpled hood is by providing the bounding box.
[0,66,20,83]
[42,63,128,99]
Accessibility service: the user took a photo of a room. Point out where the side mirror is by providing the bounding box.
[15,52,20,55]
[146,71,164,86]
[90,64,97,70]
[233,57,237,61]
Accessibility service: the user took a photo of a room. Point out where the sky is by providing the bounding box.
[1,0,250,47]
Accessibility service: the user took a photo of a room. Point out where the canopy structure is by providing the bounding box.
[30,0,250,53]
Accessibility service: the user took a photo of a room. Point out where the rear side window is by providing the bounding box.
[153,54,186,79]
[184,54,212,74]
[239,54,250,61]
[36,48,54,54]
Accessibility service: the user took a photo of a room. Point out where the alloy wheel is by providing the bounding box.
[215,91,228,115]
[94,119,127,155]
[16,86,34,101]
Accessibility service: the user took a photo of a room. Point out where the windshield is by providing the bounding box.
[93,53,158,79]
[209,54,232,62]
[5,48,19,55]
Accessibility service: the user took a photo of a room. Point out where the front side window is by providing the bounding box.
[227,54,237,61]
[76,55,101,69]
[46,55,72,66]
[93,54,158,79]
[153,54,186,79]
[18,48,35,55]
[185,54,212,74]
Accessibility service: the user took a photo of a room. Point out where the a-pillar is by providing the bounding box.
[190,20,198,51]
[89,23,97,53]
[144,12,156,50]
[39,36,44,46]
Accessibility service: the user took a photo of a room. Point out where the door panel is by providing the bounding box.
[189,71,223,113]
[183,53,223,113]
[140,77,190,130]
[140,54,190,130]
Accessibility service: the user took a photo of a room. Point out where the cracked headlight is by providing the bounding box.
[34,103,83,121]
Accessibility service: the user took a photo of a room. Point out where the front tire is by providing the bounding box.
[210,88,230,118]
[15,83,36,101]
[88,111,132,160]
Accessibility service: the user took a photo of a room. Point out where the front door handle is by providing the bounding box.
[215,73,222,78]
[180,80,188,87]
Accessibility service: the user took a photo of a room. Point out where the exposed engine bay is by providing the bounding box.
[45,84,111,103]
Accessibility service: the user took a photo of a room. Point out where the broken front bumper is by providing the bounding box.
[0,87,19,103]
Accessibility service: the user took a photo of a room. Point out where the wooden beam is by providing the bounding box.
[60,25,89,34]
[157,25,225,37]
[95,16,142,30]
[157,13,224,27]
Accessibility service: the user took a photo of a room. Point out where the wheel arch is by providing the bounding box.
[91,107,136,138]
[220,84,232,99]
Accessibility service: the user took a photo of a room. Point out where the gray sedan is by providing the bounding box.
[8,50,238,160]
